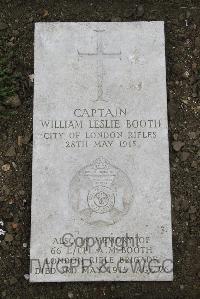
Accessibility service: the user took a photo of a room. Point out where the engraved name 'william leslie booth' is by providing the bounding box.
[69,157,133,226]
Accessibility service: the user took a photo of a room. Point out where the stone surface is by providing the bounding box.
[180,152,190,162]
[5,145,16,157]
[2,163,11,172]
[4,95,21,108]
[30,22,172,282]
[172,141,185,152]
[4,233,13,242]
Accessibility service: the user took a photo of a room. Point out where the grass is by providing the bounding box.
[0,57,15,105]
[0,54,18,116]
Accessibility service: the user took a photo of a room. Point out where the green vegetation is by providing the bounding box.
[0,57,15,105]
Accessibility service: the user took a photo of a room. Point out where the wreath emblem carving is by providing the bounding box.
[69,157,133,226]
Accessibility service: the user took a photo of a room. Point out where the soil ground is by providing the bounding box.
[0,1,199,298]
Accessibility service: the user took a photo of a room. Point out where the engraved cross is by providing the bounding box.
[78,29,121,102]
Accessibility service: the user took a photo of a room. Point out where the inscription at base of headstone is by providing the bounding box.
[30,22,173,282]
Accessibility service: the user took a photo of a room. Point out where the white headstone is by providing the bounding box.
[30,22,173,282]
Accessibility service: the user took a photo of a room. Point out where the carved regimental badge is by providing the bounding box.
[69,157,133,226]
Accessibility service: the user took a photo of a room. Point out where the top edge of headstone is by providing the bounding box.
[34,21,164,27]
